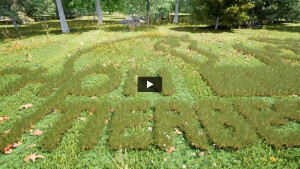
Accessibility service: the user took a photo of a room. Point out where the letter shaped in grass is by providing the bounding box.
[235,99,300,148]
[0,51,121,152]
[195,100,257,149]
[0,67,47,95]
[154,101,209,150]
[109,100,153,149]
[40,101,111,151]
[274,99,300,122]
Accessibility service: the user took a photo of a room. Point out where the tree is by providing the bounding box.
[173,0,179,23]
[95,0,103,23]
[0,0,22,31]
[21,0,56,19]
[276,0,300,22]
[194,0,254,29]
[56,0,70,33]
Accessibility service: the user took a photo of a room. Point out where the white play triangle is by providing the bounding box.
[147,81,153,88]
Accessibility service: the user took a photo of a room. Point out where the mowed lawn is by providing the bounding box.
[0,15,299,168]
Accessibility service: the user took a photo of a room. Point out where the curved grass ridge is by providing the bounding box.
[154,35,300,96]
[0,34,163,152]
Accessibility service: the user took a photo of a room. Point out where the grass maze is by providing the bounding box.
[0,35,299,154]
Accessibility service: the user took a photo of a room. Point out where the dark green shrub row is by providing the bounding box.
[195,100,257,149]
[234,99,300,148]
[109,100,153,149]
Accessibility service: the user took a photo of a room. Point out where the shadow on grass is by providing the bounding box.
[0,19,121,42]
[103,24,157,32]
[170,26,234,34]
[265,24,300,33]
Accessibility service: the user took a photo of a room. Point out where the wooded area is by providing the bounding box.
[1,0,299,32]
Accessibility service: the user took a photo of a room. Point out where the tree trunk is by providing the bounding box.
[146,0,150,28]
[173,0,179,23]
[11,15,19,31]
[93,11,96,21]
[55,0,70,33]
[95,0,103,24]
[21,18,26,25]
[215,17,219,30]
[157,14,162,21]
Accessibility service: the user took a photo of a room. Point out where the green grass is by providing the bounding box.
[0,14,299,168]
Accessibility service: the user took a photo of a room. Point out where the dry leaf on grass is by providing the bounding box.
[0,117,9,121]
[24,152,45,163]
[13,142,22,148]
[91,96,97,100]
[78,117,86,121]
[4,144,13,154]
[19,104,33,110]
[174,129,182,135]
[89,110,95,116]
[167,147,176,153]
[31,130,43,136]
[4,148,12,154]
[199,152,205,157]
[26,144,37,149]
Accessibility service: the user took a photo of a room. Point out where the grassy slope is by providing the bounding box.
[0,15,299,168]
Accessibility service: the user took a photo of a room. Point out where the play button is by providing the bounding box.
[147,81,153,88]
[138,77,162,92]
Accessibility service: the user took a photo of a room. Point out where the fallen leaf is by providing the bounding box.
[78,117,86,121]
[174,129,182,135]
[270,156,276,162]
[113,63,119,67]
[261,158,267,162]
[167,147,176,153]
[91,96,97,100]
[13,142,22,148]
[26,144,37,149]
[4,144,13,154]
[89,110,95,116]
[31,130,43,136]
[4,148,12,154]
[199,152,205,157]
[105,118,110,124]
[0,117,9,121]
[19,104,33,110]
[24,152,45,163]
